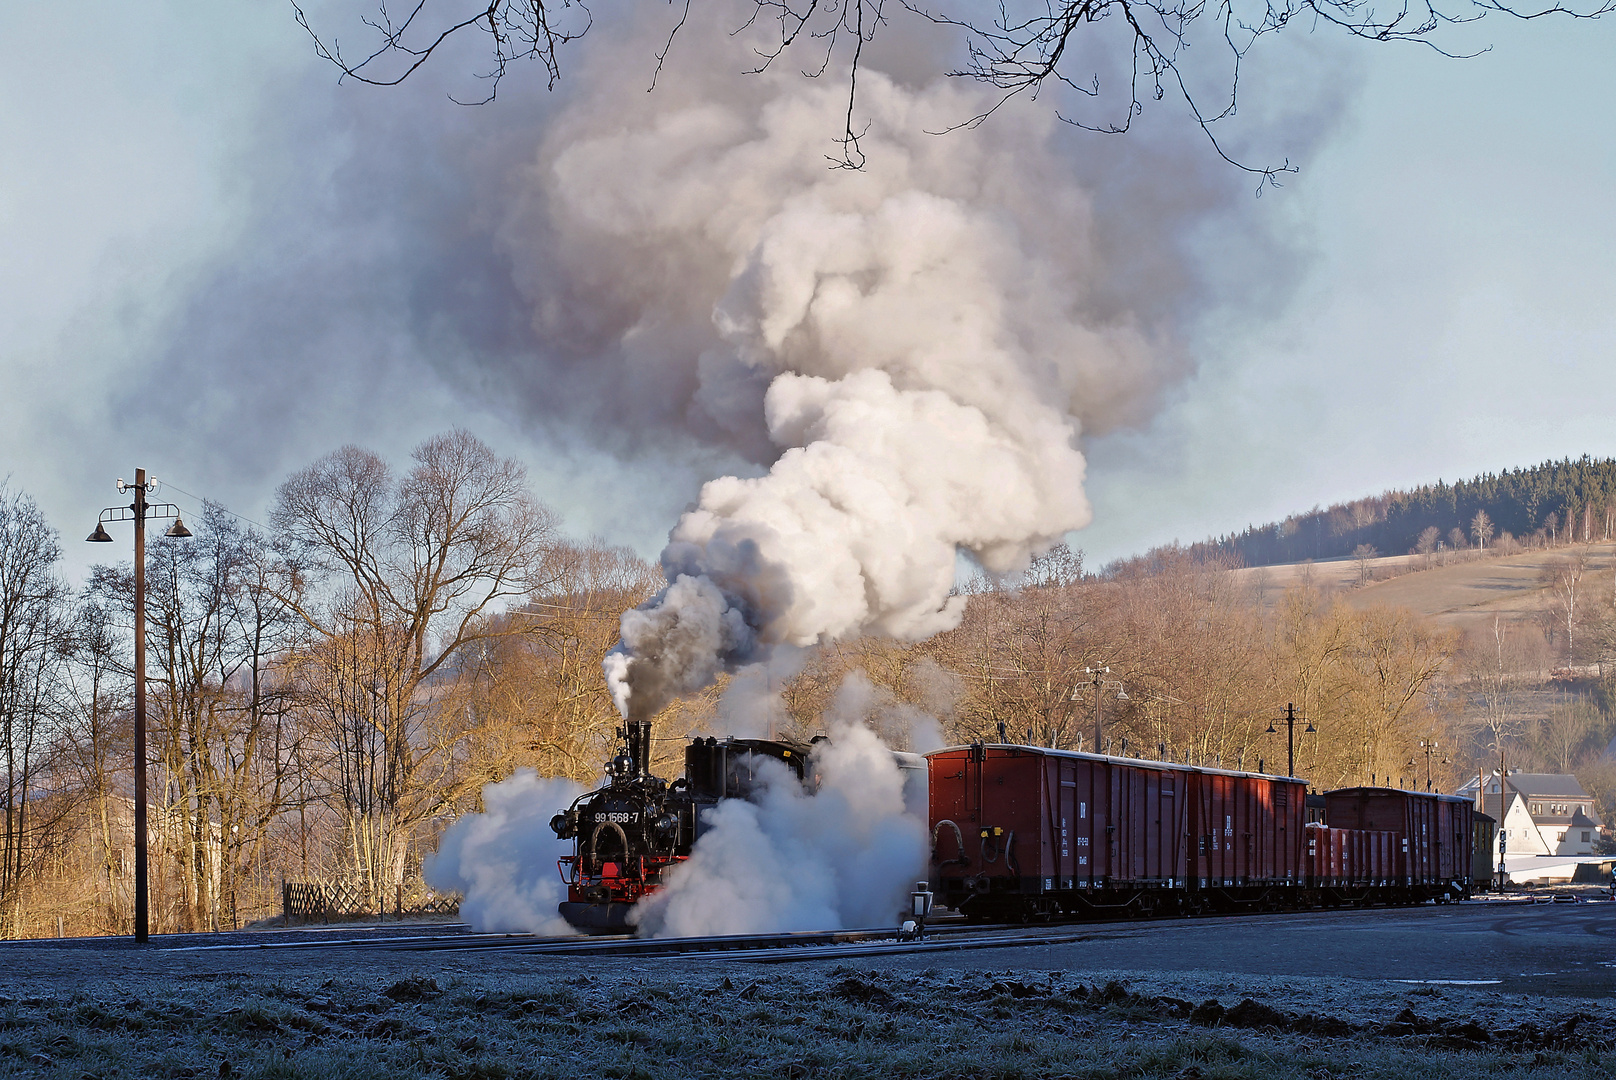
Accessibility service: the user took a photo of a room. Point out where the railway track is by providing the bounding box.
[26,891,1598,961]
[157,918,1096,962]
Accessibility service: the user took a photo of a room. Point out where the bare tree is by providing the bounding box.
[1541,550,1589,667]
[1529,694,1598,773]
[1471,509,1494,550]
[53,594,133,934]
[1338,605,1457,785]
[1022,542,1085,590]
[1416,526,1441,568]
[271,430,563,908]
[0,483,70,934]
[444,538,664,786]
[1352,543,1377,587]
[1461,615,1534,806]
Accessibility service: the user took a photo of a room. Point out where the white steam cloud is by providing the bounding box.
[422,771,583,934]
[630,720,927,936]
[581,28,1171,720]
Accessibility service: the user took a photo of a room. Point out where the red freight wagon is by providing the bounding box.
[1322,787,1473,901]
[1190,768,1307,901]
[928,744,1192,919]
[1304,823,1395,902]
[927,744,1307,919]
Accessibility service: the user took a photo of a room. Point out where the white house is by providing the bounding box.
[1457,770,1608,882]
[1457,770,1604,855]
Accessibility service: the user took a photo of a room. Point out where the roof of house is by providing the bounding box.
[1457,772,1591,800]
[1509,774,1592,799]
[1538,808,1604,829]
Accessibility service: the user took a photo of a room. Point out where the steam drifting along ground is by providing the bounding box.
[423,772,582,936]
[430,692,935,937]
[630,719,928,937]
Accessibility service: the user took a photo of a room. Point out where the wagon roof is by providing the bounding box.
[1325,785,1474,805]
[924,743,1305,782]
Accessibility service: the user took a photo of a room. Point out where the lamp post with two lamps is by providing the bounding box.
[1410,739,1448,792]
[87,467,191,944]
[1265,702,1315,779]
[1082,666,1127,754]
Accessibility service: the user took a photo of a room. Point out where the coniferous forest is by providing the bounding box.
[1183,457,1616,568]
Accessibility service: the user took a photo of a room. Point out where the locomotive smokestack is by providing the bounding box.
[627,719,653,779]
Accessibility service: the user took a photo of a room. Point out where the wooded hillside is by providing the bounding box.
[1181,457,1616,568]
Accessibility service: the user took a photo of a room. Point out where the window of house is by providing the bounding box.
[1583,831,1592,842]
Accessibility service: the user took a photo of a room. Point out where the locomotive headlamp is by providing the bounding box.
[550,811,577,840]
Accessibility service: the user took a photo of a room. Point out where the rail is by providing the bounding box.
[155,918,1103,962]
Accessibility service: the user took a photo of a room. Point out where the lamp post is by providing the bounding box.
[1082,666,1127,754]
[1414,739,1447,792]
[87,467,191,944]
[1264,702,1315,779]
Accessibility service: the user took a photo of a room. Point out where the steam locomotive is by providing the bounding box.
[549,720,816,932]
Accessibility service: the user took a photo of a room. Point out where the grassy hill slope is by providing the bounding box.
[1232,542,1615,639]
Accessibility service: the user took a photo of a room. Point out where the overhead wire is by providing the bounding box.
[148,478,271,532]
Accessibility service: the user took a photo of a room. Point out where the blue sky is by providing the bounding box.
[3,1,1614,579]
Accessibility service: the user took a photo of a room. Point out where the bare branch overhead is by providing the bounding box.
[294,0,1611,176]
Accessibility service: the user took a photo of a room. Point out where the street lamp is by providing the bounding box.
[1081,666,1127,754]
[1264,702,1315,779]
[1417,739,1447,792]
[87,467,190,944]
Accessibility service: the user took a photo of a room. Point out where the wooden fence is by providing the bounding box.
[282,880,460,924]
